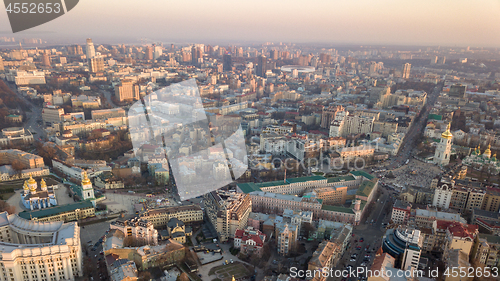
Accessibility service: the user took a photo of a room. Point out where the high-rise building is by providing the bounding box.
[256,55,267,77]
[0,56,4,72]
[115,79,140,102]
[270,50,278,60]
[145,46,153,60]
[402,63,411,79]
[223,54,232,72]
[430,56,438,64]
[204,191,252,242]
[191,46,203,65]
[67,45,83,55]
[89,55,104,73]
[42,53,50,67]
[319,53,331,64]
[86,38,95,59]
[433,123,452,166]
[153,45,162,59]
[438,56,446,65]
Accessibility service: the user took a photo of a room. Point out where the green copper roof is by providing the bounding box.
[350,170,375,180]
[356,180,376,197]
[321,204,354,214]
[18,200,94,220]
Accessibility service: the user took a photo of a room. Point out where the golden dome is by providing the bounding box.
[484,144,491,155]
[441,123,453,139]
[40,178,47,188]
[23,182,29,190]
[82,172,91,185]
[27,175,36,185]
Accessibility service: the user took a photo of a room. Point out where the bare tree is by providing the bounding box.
[0,201,15,214]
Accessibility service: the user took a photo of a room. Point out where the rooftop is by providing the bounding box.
[18,200,94,220]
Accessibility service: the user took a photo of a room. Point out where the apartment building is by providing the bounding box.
[337,145,375,162]
[277,223,298,256]
[414,209,466,229]
[306,186,347,205]
[308,241,341,281]
[141,205,203,228]
[204,191,252,242]
[472,209,500,235]
[42,105,65,123]
[0,149,45,169]
[481,188,500,213]
[432,180,454,209]
[449,186,485,213]
[91,108,126,121]
[471,234,500,268]
[110,217,158,245]
[115,79,139,102]
[391,200,412,225]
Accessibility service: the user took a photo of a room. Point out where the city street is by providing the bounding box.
[384,83,443,170]
[7,82,45,139]
[328,186,392,280]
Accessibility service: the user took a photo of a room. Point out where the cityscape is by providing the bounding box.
[0,3,500,281]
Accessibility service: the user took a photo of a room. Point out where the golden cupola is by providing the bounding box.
[441,123,453,139]
[40,178,47,191]
[82,172,91,185]
[23,181,29,191]
[27,175,36,185]
[484,144,491,158]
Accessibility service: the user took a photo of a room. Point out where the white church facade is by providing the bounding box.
[21,176,57,210]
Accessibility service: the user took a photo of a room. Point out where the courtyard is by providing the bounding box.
[208,261,254,281]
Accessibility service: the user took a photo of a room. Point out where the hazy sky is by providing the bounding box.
[1,0,500,46]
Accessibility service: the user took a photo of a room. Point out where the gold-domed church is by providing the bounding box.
[21,176,58,210]
[462,144,500,175]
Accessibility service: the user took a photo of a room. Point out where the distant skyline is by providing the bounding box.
[1,0,500,47]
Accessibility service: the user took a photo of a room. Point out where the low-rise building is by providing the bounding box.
[234,227,266,257]
[166,218,191,244]
[18,200,96,222]
[472,209,500,235]
[141,205,203,228]
[0,127,34,147]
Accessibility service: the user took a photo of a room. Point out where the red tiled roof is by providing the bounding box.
[436,220,478,239]
[234,229,266,247]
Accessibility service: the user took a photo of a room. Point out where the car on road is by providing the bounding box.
[359,238,364,242]
[350,259,356,262]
